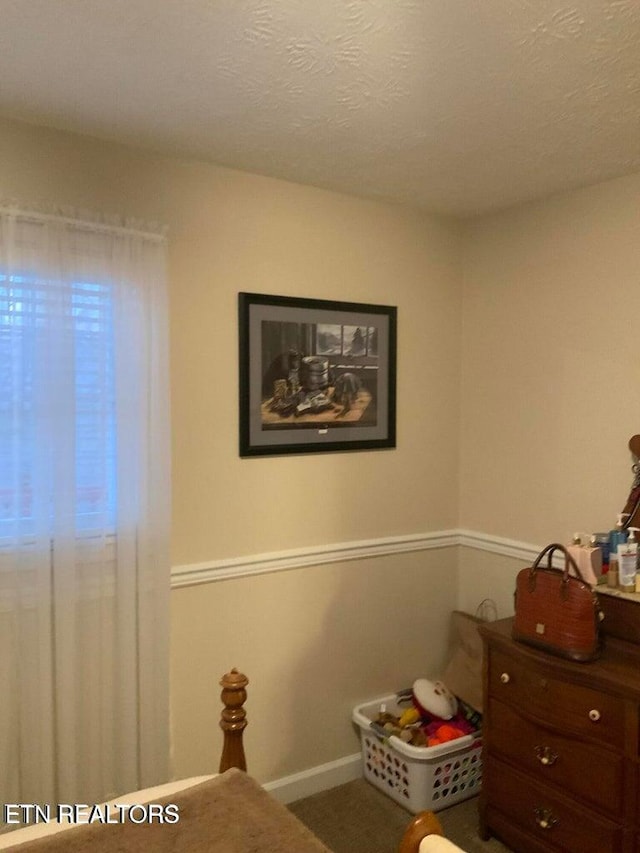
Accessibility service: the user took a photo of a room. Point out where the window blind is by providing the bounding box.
[0,274,116,537]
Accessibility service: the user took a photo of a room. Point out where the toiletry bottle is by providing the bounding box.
[586,534,604,584]
[567,533,583,572]
[618,527,639,592]
[608,553,619,589]
[608,514,629,589]
[567,532,602,585]
[594,532,610,579]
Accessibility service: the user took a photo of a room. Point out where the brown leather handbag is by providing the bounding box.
[512,543,603,662]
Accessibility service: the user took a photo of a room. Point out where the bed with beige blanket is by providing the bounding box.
[0,670,466,853]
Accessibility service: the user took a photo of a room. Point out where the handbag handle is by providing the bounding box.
[530,542,588,586]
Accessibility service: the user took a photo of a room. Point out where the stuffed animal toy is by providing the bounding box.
[373,680,475,749]
[412,678,458,720]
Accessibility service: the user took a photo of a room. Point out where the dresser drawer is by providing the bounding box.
[488,647,625,748]
[484,756,623,853]
[487,697,624,815]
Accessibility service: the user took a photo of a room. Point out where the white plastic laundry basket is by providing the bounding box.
[352,694,482,814]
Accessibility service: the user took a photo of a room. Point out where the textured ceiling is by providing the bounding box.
[0,0,639,217]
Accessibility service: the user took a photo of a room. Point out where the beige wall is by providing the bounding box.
[457,173,640,622]
[0,117,463,782]
[171,549,458,781]
[457,548,520,618]
[459,174,640,548]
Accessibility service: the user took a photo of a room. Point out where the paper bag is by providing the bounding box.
[442,600,496,713]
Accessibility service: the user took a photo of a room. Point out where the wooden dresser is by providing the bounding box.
[479,616,640,853]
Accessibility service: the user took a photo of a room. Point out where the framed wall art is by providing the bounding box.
[238,292,397,457]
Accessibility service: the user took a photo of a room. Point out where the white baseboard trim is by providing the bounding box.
[263,752,362,805]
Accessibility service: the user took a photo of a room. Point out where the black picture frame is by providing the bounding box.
[238,292,397,457]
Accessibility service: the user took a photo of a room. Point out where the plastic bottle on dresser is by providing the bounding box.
[608,514,629,589]
[593,532,610,579]
[618,527,639,592]
[566,533,603,585]
[587,534,604,583]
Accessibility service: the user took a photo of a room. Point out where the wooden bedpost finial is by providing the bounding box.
[397,811,444,853]
[219,668,249,773]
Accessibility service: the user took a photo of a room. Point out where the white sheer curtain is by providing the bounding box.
[0,206,171,810]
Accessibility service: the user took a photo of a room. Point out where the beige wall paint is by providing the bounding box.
[456,172,640,655]
[459,173,640,548]
[167,169,463,563]
[171,549,458,782]
[457,548,520,619]
[0,117,463,560]
[0,117,463,782]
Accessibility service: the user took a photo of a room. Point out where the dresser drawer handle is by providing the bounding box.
[588,709,601,722]
[500,672,510,684]
[534,807,558,830]
[534,745,558,766]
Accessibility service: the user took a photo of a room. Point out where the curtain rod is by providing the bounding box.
[0,205,166,243]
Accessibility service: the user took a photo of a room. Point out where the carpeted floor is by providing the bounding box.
[289,779,512,853]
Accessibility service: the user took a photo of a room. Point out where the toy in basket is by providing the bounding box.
[352,678,482,814]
